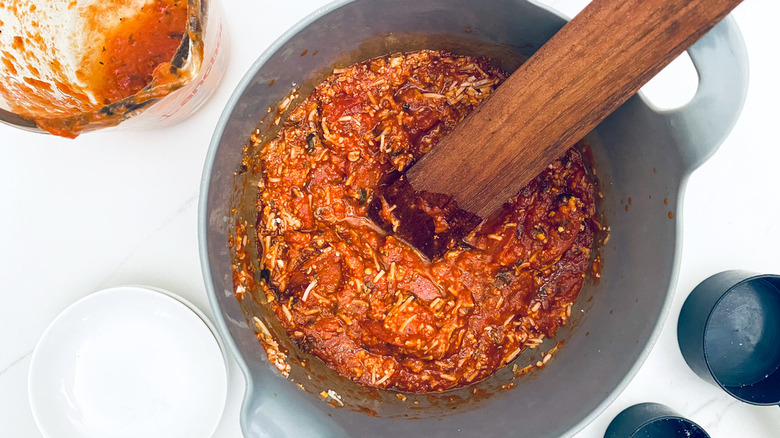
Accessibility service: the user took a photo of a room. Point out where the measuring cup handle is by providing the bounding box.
[662,15,748,170]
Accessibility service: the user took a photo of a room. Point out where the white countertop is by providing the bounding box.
[1,1,778,436]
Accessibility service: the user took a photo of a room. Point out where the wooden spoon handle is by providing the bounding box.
[405,0,743,218]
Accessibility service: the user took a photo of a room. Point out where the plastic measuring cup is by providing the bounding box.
[0,0,228,137]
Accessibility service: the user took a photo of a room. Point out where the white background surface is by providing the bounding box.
[1,1,778,437]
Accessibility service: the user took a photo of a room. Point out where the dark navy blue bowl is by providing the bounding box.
[677,270,780,405]
[605,403,709,438]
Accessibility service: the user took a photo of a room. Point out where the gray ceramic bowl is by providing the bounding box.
[199,1,748,436]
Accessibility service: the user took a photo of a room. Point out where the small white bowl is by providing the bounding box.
[28,286,228,438]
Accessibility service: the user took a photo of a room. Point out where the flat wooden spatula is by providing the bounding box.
[373,0,743,259]
[409,0,743,217]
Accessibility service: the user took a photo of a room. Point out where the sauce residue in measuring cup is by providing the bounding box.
[0,0,202,138]
[81,0,187,105]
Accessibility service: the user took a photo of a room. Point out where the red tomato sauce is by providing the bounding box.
[19,0,188,138]
[241,50,603,393]
[86,0,187,104]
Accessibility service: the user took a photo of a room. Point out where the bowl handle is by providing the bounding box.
[662,15,748,171]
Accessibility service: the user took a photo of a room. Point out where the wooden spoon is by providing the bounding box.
[405,0,744,219]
